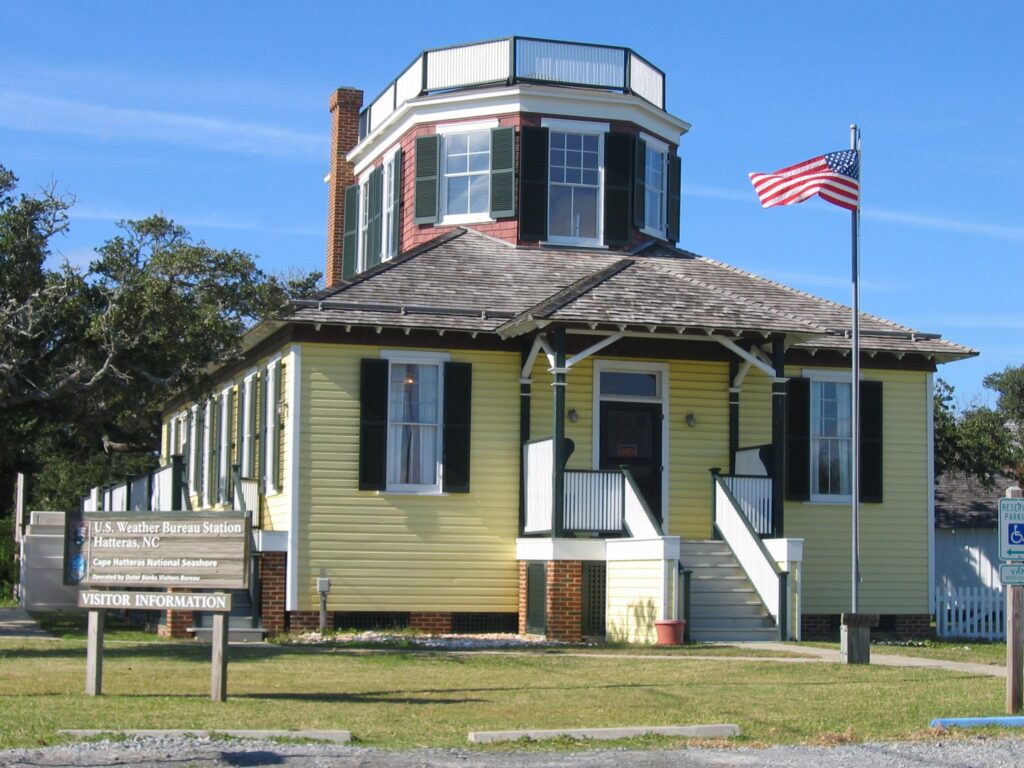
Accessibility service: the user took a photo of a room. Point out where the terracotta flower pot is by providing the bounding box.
[654,619,685,646]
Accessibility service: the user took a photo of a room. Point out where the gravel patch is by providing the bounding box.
[277,630,571,650]
[4,734,1024,767]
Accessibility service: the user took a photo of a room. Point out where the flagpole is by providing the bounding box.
[850,123,862,614]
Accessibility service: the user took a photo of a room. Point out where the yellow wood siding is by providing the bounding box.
[528,355,729,540]
[606,559,664,643]
[740,367,931,614]
[666,359,729,539]
[298,343,520,613]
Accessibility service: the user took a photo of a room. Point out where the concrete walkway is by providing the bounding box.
[0,607,56,639]
[729,641,1007,678]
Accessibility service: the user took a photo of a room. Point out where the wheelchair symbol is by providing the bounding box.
[1010,524,1024,546]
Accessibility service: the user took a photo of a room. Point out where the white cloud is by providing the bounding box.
[683,179,1024,242]
[0,91,323,161]
[860,207,1024,241]
[70,205,321,238]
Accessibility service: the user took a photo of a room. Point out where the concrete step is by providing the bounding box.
[689,626,780,642]
[690,605,770,622]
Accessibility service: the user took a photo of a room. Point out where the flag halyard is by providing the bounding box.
[749,150,860,211]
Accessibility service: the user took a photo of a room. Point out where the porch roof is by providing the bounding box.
[286,228,976,362]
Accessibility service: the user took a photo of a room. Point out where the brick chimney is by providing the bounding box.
[325,87,363,289]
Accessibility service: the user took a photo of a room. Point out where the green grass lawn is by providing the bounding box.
[0,633,1006,751]
[802,639,1007,666]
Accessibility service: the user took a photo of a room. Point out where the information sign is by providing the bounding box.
[999,498,1024,561]
[65,511,249,589]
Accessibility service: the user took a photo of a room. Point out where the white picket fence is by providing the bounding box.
[935,587,1005,640]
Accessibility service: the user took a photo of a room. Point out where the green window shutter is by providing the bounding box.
[603,131,634,247]
[254,373,264,487]
[860,380,884,503]
[519,126,548,242]
[633,137,647,228]
[414,134,440,224]
[342,183,359,280]
[666,153,681,244]
[390,149,403,256]
[442,362,472,493]
[490,126,516,219]
[366,166,383,267]
[359,358,389,491]
[785,377,810,501]
[277,364,287,491]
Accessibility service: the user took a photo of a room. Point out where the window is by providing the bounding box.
[387,361,441,489]
[548,129,602,245]
[643,144,666,234]
[810,379,852,498]
[358,176,372,266]
[442,130,490,220]
[359,355,472,494]
[382,152,400,260]
[343,151,401,280]
[785,374,883,503]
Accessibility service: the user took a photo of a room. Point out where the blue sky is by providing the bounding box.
[2,1,1020,404]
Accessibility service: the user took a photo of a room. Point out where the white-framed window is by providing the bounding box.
[809,371,853,501]
[544,118,607,247]
[358,175,372,268]
[381,350,449,493]
[438,120,496,225]
[264,358,281,494]
[641,133,668,236]
[241,372,256,478]
[382,151,399,260]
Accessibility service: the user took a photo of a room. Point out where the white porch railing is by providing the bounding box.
[149,463,175,511]
[564,470,624,532]
[935,586,1005,640]
[524,438,655,535]
[713,474,786,637]
[721,475,773,535]
[129,475,150,511]
[524,438,554,533]
[623,471,661,538]
[238,478,260,528]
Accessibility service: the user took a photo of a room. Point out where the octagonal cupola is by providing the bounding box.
[325,37,691,288]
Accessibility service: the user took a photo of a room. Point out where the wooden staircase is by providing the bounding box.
[681,539,779,642]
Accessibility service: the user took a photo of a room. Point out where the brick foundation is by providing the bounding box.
[802,613,934,641]
[159,608,194,639]
[260,551,287,636]
[890,614,932,639]
[288,611,323,632]
[546,560,583,642]
[410,612,452,633]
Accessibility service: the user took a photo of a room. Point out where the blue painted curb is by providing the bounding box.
[931,716,1024,729]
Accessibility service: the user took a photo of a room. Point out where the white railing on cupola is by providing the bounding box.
[359,36,667,140]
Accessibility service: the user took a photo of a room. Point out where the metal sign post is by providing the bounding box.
[999,498,1024,713]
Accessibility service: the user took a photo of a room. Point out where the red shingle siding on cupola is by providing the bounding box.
[399,114,526,251]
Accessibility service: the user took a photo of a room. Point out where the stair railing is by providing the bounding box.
[711,469,789,639]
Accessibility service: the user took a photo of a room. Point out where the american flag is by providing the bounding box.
[749,150,860,211]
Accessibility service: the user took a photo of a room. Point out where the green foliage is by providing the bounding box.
[0,163,320,517]
[935,374,1023,488]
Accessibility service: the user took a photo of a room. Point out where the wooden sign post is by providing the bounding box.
[80,591,233,699]
[66,510,248,702]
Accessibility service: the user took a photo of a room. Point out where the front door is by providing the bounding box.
[599,401,662,520]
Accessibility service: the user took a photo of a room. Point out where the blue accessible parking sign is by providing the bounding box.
[999,498,1024,561]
